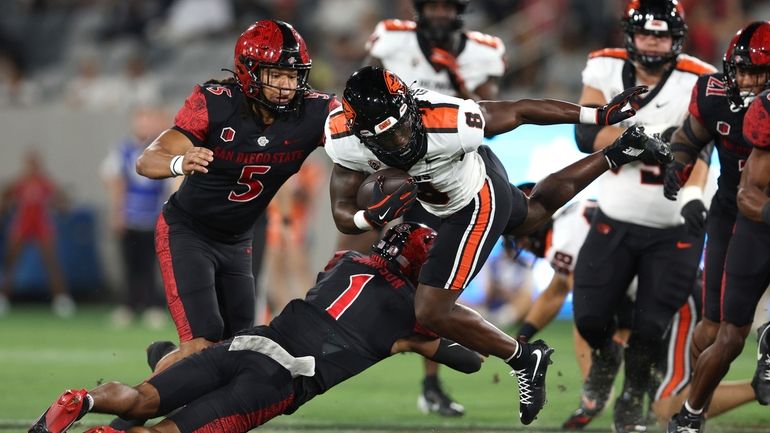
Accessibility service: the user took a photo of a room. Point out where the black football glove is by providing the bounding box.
[603,125,673,169]
[364,177,418,229]
[596,86,648,125]
[663,160,694,201]
[681,199,708,236]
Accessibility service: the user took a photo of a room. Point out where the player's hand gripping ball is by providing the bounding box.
[357,168,417,228]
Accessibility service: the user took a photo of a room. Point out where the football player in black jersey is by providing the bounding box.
[663,21,770,433]
[135,20,339,375]
[29,223,484,433]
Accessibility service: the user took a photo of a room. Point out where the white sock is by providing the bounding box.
[684,400,703,415]
[85,393,94,412]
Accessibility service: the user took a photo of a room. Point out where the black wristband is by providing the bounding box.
[431,338,481,374]
[762,202,770,226]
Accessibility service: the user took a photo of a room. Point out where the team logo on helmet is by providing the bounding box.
[383,70,406,95]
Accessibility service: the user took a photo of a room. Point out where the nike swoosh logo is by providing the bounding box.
[676,241,692,249]
[378,208,391,220]
[532,349,543,381]
[759,326,770,360]
[425,156,440,164]
[447,342,461,348]
[655,101,669,108]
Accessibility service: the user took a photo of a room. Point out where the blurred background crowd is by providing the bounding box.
[0,0,768,324]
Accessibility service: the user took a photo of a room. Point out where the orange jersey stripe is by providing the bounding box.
[465,31,502,49]
[676,58,717,76]
[450,181,493,290]
[660,302,693,398]
[329,112,351,137]
[421,105,459,131]
[382,19,416,31]
[588,48,628,60]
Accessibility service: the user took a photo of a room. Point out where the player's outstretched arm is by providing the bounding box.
[136,129,211,179]
[511,126,671,235]
[479,86,647,137]
[393,335,483,374]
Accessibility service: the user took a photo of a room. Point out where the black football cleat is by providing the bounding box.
[612,388,647,433]
[417,378,465,417]
[562,405,602,430]
[667,411,704,433]
[752,321,770,405]
[510,339,554,425]
[29,389,90,433]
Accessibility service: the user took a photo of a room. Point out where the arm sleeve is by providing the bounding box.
[743,92,770,150]
[429,338,482,374]
[173,85,209,143]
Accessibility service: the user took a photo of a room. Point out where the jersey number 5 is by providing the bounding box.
[228,165,271,202]
[326,274,374,319]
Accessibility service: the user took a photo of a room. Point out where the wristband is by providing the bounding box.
[762,202,770,226]
[679,185,703,206]
[579,106,598,125]
[353,210,374,231]
[169,155,184,177]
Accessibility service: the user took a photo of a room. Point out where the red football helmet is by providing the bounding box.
[233,20,312,113]
[723,21,770,110]
[372,222,436,284]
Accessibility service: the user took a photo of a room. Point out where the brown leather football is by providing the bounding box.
[356,167,412,209]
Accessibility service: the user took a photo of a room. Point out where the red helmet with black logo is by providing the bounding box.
[622,0,687,70]
[372,222,436,285]
[723,21,770,110]
[233,20,312,113]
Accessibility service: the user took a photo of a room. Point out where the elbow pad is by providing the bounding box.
[575,103,603,154]
[431,338,482,374]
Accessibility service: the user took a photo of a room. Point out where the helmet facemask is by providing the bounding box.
[414,0,467,44]
[238,56,311,114]
[360,98,427,171]
[372,222,436,285]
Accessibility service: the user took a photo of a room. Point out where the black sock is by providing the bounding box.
[517,322,539,342]
[423,374,439,390]
[506,341,532,369]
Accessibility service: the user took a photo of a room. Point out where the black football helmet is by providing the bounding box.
[622,0,687,70]
[723,21,770,110]
[413,0,469,44]
[372,222,437,285]
[233,20,312,113]
[342,66,427,171]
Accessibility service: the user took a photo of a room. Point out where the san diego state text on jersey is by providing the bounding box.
[167,83,338,240]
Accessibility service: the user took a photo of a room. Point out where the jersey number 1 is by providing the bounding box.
[228,165,271,202]
[326,274,374,319]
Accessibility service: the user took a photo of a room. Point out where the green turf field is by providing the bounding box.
[2,305,767,432]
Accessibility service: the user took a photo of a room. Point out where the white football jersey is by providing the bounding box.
[581,49,716,228]
[366,19,505,96]
[545,200,596,276]
[325,89,486,218]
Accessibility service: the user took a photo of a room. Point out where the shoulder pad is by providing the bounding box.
[382,19,416,31]
[327,109,353,139]
[465,31,503,49]
[675,55,717,76]
[588,48,628,60]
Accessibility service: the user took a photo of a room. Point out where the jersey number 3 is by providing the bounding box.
[326,274,374,319]
[228,165,271,202]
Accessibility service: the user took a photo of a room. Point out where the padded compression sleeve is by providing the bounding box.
[430,338,482,374]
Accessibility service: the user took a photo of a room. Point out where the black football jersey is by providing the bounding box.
[165,83,338,241]
[743,90,770,150]
[690,73,753,210]
[253,251,426,410]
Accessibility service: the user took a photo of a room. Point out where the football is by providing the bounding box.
[356,167,412,209]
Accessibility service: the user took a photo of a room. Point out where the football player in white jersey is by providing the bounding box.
[570,2,716,432]
[361,1,505,414]
[324,65,671,425]
[365,0,504,101]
